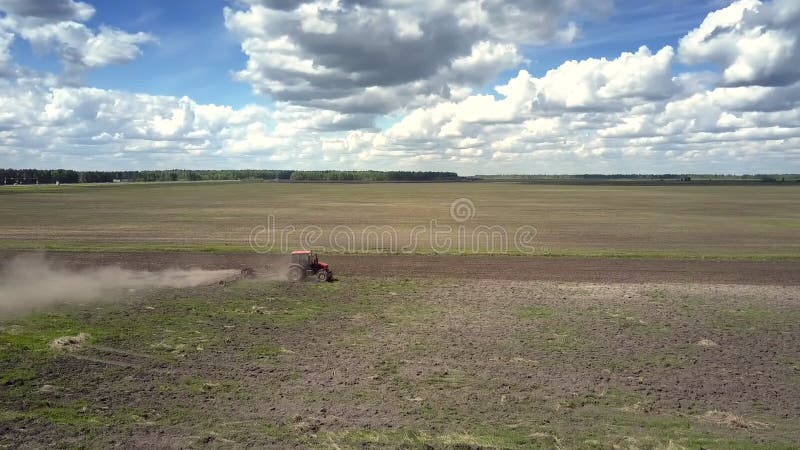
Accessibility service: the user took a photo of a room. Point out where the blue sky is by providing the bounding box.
[26,0,720,104]
[12,0,254,106]
[531,2,719,67]
[1,0,799,173]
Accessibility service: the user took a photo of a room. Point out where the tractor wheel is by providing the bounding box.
[288,266,304,282]
[316,271,330,282]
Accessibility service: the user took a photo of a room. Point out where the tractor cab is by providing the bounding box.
[290,250,313,267]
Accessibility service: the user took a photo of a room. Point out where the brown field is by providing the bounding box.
[1,182,800,448]
[1,182,799,258]
[1,273,799,448]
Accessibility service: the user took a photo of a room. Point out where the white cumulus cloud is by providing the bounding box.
[223,0,604,121]
[0,0,154,82]
[679,0,800,86]
[1,0,799,173]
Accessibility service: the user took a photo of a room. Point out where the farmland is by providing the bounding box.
[1,182,800,448]
[1,277,799,448]
[0,182,799,258]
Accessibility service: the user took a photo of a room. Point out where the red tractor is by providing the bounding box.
[288,250,332,282]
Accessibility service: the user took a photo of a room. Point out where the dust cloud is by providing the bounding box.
[264,255,292,281]
[0,254,238,316]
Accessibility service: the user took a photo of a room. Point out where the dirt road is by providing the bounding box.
[4,250,799,285]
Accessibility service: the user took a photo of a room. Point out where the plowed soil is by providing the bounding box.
[1,276,798,448]
[3,250,799,285]
[2,251,799,448]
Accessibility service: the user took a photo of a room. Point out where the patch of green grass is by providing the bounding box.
[26,404,100,427]
[372,359,401,378]
[557,286,594,297]
[0,278,404,357]
[712,307,800,332]
[197,420,301,446]
[340,278,440,326]
[181,377,239,395]
[0,280,361,368]
[607,313,646,329]
[676,439,797,450]
[0,313,96,356]
[560,388,645,410]
[248,343,283,359]
[0,400,145,433]
[0,367,36,386]
[648,352,690,369]
[765,219,800,229]
[311,409,797,450]
[518,323,586,353]
[337,325,373,350]
[642,287,669,301]
[516,305,555,319]
[603,310,668,338]
[115,288,336,352]
[576,432,794,450]
[0,313,110,392]
[573,304,669,338]
[316,427,555,449]
[423,370,471,390]
[228,278,405,324]
[259,422,294,439]
[268,299,331,324]
[539,332,583,352]
[600,342,699,374]
[405,337,436,357]
[85,300,227,357]
[559,396,797,449]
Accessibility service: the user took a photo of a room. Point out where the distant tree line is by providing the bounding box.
[475,173,800,182]
[1,169,81,184]
[4,169,795,185]
[1,168,461,184]
[288,170,460,181]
